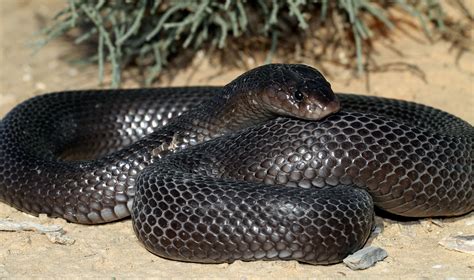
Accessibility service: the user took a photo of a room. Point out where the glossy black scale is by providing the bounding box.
[0,64,472,265]
[132,96,473,264]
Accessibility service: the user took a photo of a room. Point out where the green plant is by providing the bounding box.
[37,0,467,87]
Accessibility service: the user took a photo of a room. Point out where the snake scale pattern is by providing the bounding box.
[0,64,472,264]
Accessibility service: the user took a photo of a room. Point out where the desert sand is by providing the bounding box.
[0,1,473,279]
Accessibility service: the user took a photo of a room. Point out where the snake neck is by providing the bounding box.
[208,91,275,133]
[162,90,276,153]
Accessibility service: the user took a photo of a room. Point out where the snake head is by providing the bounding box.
[260,64,340,120]
[226,64,340,121]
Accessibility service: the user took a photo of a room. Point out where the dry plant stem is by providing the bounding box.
[36,0,471,86]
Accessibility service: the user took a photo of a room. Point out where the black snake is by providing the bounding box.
[0,64,472,265]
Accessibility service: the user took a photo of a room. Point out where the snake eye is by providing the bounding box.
[293,90,304,102]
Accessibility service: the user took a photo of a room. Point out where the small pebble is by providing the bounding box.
[38,213,50,222]
[35,82,46,91]
[439,235,474,255]
[343,246,388,270]
[432,264,443,269]
[371,218,384,237]
[46,231,75,245]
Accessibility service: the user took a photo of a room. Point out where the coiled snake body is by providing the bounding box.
[0,64,472,264]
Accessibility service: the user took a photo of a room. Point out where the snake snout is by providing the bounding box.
[300,95,340,120]
[320,99,341,118]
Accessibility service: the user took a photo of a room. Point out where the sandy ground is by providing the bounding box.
[0,0,473,279]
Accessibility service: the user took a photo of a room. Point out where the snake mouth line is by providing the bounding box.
[265,99,340,121]
[301,100,341,120]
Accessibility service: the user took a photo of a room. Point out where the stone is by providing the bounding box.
[439,235,474,255]
[343,246,388,270]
